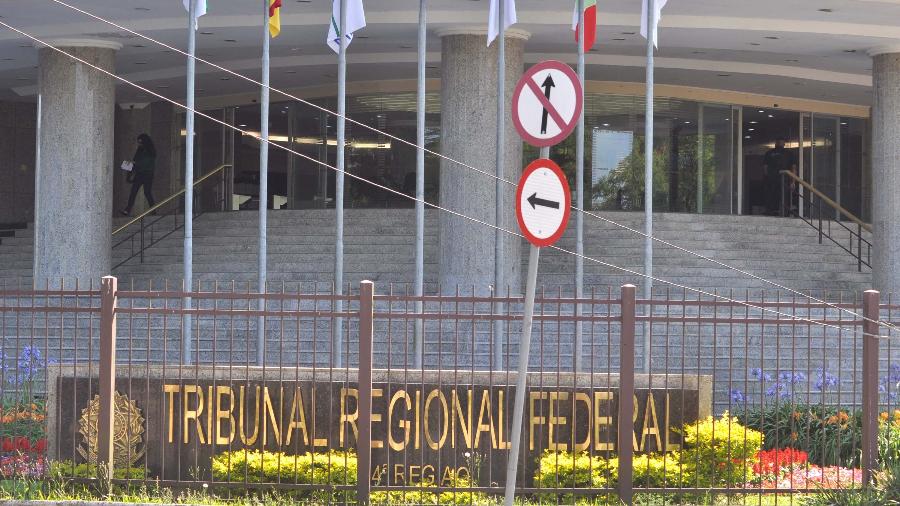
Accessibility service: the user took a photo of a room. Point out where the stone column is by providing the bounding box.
[34,40,119,288]
[871,49,900,294]
[438,29,528,294]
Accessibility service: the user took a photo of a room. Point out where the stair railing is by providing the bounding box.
[780,169,871,271]
[112,164,232,269]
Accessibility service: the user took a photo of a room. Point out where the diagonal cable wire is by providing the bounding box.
[41,0,893,334]
[7,20,888,338]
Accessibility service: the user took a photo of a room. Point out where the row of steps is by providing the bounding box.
[0,209,874,295]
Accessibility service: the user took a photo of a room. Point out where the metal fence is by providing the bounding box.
[0,277,898,503]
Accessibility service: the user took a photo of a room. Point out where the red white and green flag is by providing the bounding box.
[572,0,597,51]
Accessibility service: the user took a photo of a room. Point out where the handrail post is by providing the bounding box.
[618,284,636,505]
[357,280,374,504]
[139,216,145,264]
[98,276,118,484]
[862,289,880,486]
[818,199,823,244]
[858,223,863,272]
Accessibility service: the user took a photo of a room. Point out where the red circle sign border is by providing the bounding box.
[511,60,584,148]
[515,158,572,248]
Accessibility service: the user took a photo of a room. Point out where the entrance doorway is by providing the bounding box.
[741,108,800,215]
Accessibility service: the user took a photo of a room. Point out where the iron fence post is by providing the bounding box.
[139,217,145,264]
[862,289,880,486]
[858,223,863,272]
[618,284,636,505]
[98,276,118,482]
[357,280,374,504]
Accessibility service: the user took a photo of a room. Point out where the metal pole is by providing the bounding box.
[502,244,540,506]
[413,0,426,369]
[183,0,197,365]
[256,0,271,367]
[492,0,506,372]
[618,283,636,505]
[333,0,348,367]
[97,276,118,482]
[862,289,880,486]
[32,94,41,286]
[574,0,585,372]
[642,0,655,375]
[357,280,374,504]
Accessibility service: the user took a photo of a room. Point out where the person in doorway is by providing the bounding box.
[122,133,157,216]
[763,137,797,216]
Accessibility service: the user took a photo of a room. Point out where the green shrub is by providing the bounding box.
[679,412,763,488]
[738,404,862,467]
[211,449,356,503]
[630,452,693,489]
[49,460,147,480]
[534,450,614,502]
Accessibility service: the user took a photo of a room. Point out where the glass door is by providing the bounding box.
[697,104,735,214]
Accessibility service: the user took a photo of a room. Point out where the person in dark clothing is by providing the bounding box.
[122,133,157,216]
[762,137,797,216]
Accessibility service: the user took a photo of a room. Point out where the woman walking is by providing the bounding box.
[122,133,157,216]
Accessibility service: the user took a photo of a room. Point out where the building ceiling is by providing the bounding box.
[0,0,893,106]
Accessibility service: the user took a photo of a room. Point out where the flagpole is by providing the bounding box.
[256,0,271,367]
[574,0,585,372]
[334,0,348,368]
[413,0,426,369]
[183,0,197,365]
[492,0,506,372]
[643,0,655,375]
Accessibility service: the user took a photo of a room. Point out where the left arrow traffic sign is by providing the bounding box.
[516,159,571,248]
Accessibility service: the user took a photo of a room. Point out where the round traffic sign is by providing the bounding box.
[511,60,584,148]
[515,159,571,248]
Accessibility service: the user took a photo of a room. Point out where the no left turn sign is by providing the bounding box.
[512,60,583,148]
[515,159,571,248]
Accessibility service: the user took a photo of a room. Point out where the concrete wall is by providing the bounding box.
[0,102,36,225]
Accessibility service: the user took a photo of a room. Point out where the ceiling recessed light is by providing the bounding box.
[1,58,13,61]
[426,65,438,69]
[613,38,626,41]
[200,31,213,35]
[750,121,758,124]
[748,128,755,132]
[748,42,761,46]
[15,77,28,81]
[785,59,799,62]
[286,70,297,74]
[621,31,636,35]
[134,7,151,11]
[602,123,610,127]
[239,124,247,127]
[764,36,779,40]
[219,77,230,81]
[290,47,300,51]
[157,84,169,89]
[844,49,857,53]
[841,122,848,125]
[224,39,237,43]
[768,114,775,118]
[692,50,706,54]
[17,44,30,48]
[717,73,731,77]
[818,8,833,12]
[684,121,691,124]
[356,36,370,39]
[131,44,146,48]
[399,45,413,49]
[758,110,765,113]
[745,136,751,139]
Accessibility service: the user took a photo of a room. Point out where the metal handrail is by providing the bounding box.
[780,169,872,233]
[113,163,232,236]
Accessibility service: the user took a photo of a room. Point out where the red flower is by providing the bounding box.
[13,437,30,452]
[753,448,809,477]
[1,438,14,452]
[30,439,46,453]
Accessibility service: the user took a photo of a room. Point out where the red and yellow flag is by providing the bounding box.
[269,0,282,38]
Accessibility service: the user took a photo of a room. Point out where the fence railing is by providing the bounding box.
[0,277,898,503]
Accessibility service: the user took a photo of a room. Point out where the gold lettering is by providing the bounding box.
[664,392,681,451]
[573,392,591,452]
[239,385,260,446]
[440,466,454,487]
[285,387,309,447]
[640,393,662,452]
[632,394,640,452]
[593,391,613,452]
[529,391,547,451]
[474,389,497,449]
[498,389,510,449]
[424,389,448,450]
[261,386,282,447]
[451,389,473,449]
[310,387,328,447]
[340,388,359,447]
[215,386,236,445]
[182,385,206,445]
[393,464,405,485]
[414,390,421,450]
[548,391,569,451]
[409,465,421,484]
[372,388,384,449]
[164,384,180,443]
[388,389,412,451]
[422,465,435,485]
[206,385,214,445]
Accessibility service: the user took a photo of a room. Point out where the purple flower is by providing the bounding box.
[730,389,746,404]
[751,368,773,382]
[765,382,790,399]
[815,370,838,392]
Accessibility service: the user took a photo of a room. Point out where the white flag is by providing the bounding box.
[182,0,208,30]
[640,0,668,48]
[487,0,517,46]
[327,0,367,54]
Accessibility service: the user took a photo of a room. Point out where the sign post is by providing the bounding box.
[503,158,571,506]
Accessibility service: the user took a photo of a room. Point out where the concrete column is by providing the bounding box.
[34,40,119,288]
[438,29,528,294]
